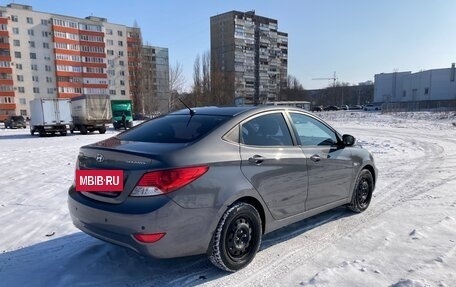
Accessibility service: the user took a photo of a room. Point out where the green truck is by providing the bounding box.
[111,100,133,129]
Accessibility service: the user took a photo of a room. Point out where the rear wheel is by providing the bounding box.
[80,125,88,135]
[348,169,374,213]
[209,202,262,272]
[99,126,106,134]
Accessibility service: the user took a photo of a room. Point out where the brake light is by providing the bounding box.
[133,232,166,243]
[130,165,209,197]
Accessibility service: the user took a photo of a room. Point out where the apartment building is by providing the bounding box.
[142,45,169,114]
[0,3,165,120]
[210,10,288,105]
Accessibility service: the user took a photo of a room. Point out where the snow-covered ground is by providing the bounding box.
[0,111,455,287]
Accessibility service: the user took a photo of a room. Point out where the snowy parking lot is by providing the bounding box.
[1,111,455,287]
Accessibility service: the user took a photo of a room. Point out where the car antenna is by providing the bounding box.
[179,98,195,116]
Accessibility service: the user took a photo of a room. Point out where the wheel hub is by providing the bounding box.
[227,218,252,257]
[358,180,370,205]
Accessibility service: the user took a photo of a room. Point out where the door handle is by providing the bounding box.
[310,154,321,162]
[248,155,264,165]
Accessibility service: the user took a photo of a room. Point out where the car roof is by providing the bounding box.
[169,105,310,117]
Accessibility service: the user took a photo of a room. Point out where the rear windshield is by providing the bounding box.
[117,114,230,143]
[12,116,24,121]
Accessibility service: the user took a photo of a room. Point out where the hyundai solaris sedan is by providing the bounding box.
[68,106,377,272]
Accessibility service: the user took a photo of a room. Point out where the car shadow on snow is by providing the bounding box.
[0,208,353,287]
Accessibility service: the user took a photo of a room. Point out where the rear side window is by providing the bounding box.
[117,114,230,143]
[241,113,293,146]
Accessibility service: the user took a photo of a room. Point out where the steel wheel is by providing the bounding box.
[348,169,374,213]
[209,202,262,272]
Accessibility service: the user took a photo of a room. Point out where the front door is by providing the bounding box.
[288,112,354,211]
[239,112,308,220]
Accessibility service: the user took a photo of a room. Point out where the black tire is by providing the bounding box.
[60,131,67,136]
[99,126,106,134]
[80,125,88,135]
[209,202,262,272]
[348,169,374,213]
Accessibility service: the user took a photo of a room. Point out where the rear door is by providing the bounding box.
[239,112,308,220]
[288,112,354,210]
[42,99,57,125]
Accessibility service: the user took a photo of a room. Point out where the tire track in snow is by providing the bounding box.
[201,126,455,287]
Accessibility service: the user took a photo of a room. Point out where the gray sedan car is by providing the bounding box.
[68,106,377,272]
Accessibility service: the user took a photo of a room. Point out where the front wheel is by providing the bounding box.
[209,202,262,272]
[347,169,374,213]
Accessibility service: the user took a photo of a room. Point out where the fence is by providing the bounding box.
[382,100,456,113]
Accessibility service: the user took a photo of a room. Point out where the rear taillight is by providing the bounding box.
[130,165,209,197]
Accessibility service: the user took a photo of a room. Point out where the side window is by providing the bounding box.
[290,113,337,146]
[241,113,293,146]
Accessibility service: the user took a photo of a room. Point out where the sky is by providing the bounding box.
[4,0,456,91]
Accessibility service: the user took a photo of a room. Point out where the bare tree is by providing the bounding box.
[128,25,143,114]
[168,61,185,111]
[192,54,201,106]
[201,51,211,104]
[280,74,308,101]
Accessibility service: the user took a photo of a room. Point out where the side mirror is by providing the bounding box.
[342,134,355,146]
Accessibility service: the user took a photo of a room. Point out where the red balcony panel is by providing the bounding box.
[0,103,16,110]
[54,49,82,56]
[79,30,104,37]
[0,91,14,97]
[0,79,14,85]
[57,82,83,88]
[57,92,81,99]
[83,83,108,89]
[0,43,10,49]
[56,71,83,77]
[0,18,8,24]
[55,59,83,66]
[82,62,107,68]
[83,73,107,78]
[0,31,9,37]
[80,51,106,58]
[52,26,79,34]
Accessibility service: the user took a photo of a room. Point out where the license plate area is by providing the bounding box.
[76,170,124,192]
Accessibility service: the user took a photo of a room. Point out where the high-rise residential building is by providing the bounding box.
[210,10,288,105]
[142,45,169,114]
[0,3,168,120]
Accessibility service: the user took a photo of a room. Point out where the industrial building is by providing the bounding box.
[210,10,288,105]
[374,64,456,111]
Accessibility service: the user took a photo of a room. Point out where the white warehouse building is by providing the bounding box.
[374,64,456,104]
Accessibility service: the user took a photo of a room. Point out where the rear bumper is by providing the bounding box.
[68,188,218,259]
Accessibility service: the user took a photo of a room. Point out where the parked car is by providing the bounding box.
[4,115,26,129]
[68,106,377,272]
[364,104,382,111]
[311,106,322,112]
[349,105,363,110]
[324,105,340,111]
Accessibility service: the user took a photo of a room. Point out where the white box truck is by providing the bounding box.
[30,98,72,137]
[70,95,112,134]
